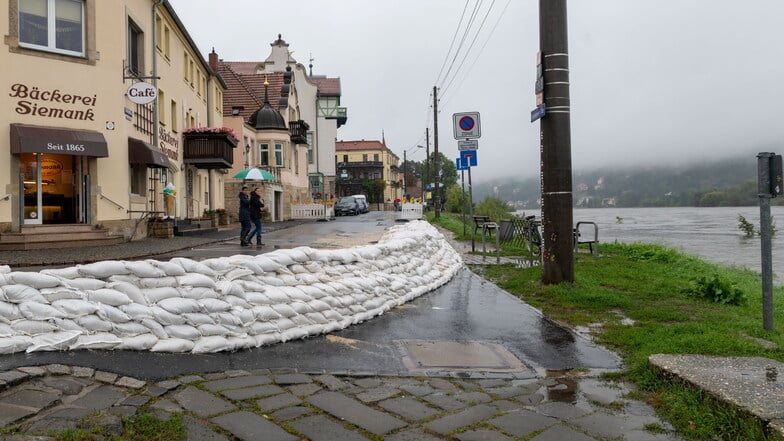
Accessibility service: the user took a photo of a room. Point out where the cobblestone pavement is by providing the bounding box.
[0,217,683,440]
[0,364,681,440]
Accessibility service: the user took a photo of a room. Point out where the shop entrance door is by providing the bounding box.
[21,153,87,225]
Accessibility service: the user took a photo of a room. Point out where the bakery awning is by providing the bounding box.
[10,123,108,157]
[128,137,169,168]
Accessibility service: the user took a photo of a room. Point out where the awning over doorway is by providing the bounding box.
[10,123,109,157]
[128,137,169,168]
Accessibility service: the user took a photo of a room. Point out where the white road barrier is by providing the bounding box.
[0,221,461,354]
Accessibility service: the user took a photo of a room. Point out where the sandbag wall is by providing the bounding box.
[0,221,461,354]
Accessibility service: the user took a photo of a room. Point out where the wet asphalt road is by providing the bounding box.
[0,211,619,381]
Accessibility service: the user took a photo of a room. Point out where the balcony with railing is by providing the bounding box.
[336,161,383,169]
[183,130,237,169]
[289,120,309,145]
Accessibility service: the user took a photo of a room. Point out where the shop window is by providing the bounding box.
[127,18,143,76]
[19,0,85,56]
[130,164,146,195]
[274,143,283,167]
[259,143,269,166]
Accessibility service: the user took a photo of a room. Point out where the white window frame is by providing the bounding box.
[19,0,85,57]
[259,143,269,166]
[274,143,283,167]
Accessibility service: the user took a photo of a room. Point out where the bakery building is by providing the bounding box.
[1,0,230,248]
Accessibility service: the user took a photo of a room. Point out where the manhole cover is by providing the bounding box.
[397,340,531,373]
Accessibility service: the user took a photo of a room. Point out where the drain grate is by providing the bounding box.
[397,340,531,374]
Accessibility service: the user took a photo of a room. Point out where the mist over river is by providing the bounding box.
[516,207,784,281]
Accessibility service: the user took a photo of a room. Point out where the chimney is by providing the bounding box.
[209,47,219,72]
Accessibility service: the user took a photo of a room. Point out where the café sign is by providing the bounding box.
[127,82,157,104]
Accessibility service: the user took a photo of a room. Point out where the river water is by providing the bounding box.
[516,206,784,280]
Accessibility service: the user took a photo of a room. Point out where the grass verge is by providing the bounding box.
[430,211,783,440]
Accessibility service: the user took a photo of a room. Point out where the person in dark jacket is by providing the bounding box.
[246,187,265,246]
[238,186,251,246]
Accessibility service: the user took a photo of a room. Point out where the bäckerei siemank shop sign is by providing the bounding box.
[9,83,97,121]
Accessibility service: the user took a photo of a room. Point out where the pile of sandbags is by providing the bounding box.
[0,221,461,354]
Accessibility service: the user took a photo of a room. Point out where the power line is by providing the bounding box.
[440,0,511,107]
[438,0,483,90]
[434,0,471,87]
[440,0,497,98]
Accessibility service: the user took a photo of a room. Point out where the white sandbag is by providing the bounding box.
[280,327,309,342]
[20,302,66,320]
[87,289,132,306]
[143,287,180,303]
[26,330,81,352]
[244,292,272,306]
[252,305,281,321]
[224,268,254,281]
[267,252,296,267]
[40,288,84,302]
[41,266,81,280]
[274,317,296,331]
[0,265,11,274]
[0,322,13,337]
[302,323,326,336]
[164,324,201,340]
[116,333,158,351]
[235,308,255,326]
[169,257,217,277]
[279,274,299,286]
[233,260,265,275]
[295,273,321,285]
[11,319,59,335]
[253,333,281,347]
[64,278,106,291]
[95,304,131,323]
[77,261,128,278]
[235,280,267,293]
[0,336,32,354]
[150,338,194,353]
[289,302,313,314]
[176,273,217,289]
[290,314,313,326]
[279,286,310,301]
[199,298,232,313]
[288,264,308,274]
[75,315,113,332]
[262,287,289,303]
[107,282,147,305]
[124,260,166,278]
[215,280,244,296]
[112,321,151,337]
[253,256,284,273]
[271,304,297,318]
[139,276,178,289]
[140,318,168,339]
[150,306,187,326]
[248,321,278,335]
[197,323,232,336]
[51,318,84,332]
[71,333,122,350]
[306,299,332,313]
[3,285,46,304]
[119,303,154,320]
[156,297,202,315]
[357,246,382,260]
[304,262,322,273]
[257,276,285,287]
[319,296,341,308]
[226,335,256,350]
[322,320,345,334]
[145,259,186,276]
[181,312,215,325]
[192,335,232,353]
[213,312,242,326]
[201,258,231,272]
[321,309,344,322]
[179,286,220,300]
[305,312,330,325]
[107,274,140,285]
[224,295,251,309]
[8,272,62,289]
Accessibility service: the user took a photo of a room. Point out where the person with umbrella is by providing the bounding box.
[246,187,265,246]
[238,186,251,246]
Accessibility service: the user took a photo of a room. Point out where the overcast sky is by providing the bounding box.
[168,0,784,182]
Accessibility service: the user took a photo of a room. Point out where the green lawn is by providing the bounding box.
[430,211,784,440]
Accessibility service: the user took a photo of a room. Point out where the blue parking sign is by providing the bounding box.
[456,157,468,171]
[460,149,477,167]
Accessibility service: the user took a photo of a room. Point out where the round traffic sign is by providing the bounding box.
[459,116,475,131]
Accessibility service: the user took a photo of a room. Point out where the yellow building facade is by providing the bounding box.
[1,0,228,240]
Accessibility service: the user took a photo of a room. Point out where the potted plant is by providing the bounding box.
[203,209,219,227]
[216,208,230,226]
[148,216,173,238]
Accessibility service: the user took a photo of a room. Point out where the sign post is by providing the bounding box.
[758,152,782,331]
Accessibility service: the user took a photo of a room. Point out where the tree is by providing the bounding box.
[362,179,387,204]
[445,184,468,213]
[475,196,512,221]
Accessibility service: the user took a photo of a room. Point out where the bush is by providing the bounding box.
[474,196,512,221]
[684,273,747,305]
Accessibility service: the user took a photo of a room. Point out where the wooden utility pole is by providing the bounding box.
[433,86,440,219]
[539,0,574,283]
